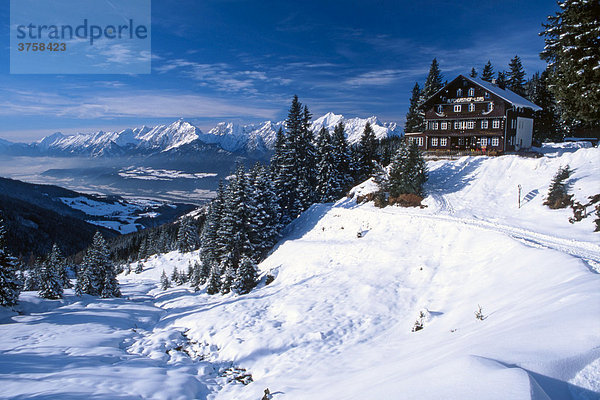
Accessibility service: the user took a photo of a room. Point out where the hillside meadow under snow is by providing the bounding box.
[1,144,599,400]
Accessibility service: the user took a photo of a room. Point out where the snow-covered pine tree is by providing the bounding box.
[198,260,211,286]
[76,232,120,297]
[24,262,41,291]
[177,217,198,253]
[200,180,226,267]
[357,122,378,180]
[273,96,316,224]
[331,121,354,194]
[0,214,22,306]
[160,270,171,290]
[544,165,574,209]
[388,141,428,197]
[316,127,341,203]
[481,60,495,82]
[217,163,253,281]
[247,163,281,260]
[233,258,259,295]
[541,0,600,128]
[171,266,179,284]
[422,58,444,100]
[185,263,194,283]
[470,67,477,78]
[38,246,64,300]
[100,266,121,298]
[405,82,424,133]
[507,55,526,96]
[47,243,71,289]
[220,259,236,295]
[205,264,221,295]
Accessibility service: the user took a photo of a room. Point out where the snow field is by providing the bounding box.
[1,144,599,399]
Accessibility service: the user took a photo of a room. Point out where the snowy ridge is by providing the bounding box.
[3,113,401,157]
[311,112,401,144]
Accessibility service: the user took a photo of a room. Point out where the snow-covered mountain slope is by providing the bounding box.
[1,113,401,158]
[199,120,286,153]
[311,112,401,144]
[1,145,598,400]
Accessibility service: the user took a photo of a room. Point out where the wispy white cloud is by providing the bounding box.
[155,59,291,93]
[0,89,279,120]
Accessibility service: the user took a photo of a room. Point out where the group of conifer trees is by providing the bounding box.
[194,96,380,295]
[0,215,121,306]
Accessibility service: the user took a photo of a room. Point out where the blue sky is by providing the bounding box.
[0,0,558,142]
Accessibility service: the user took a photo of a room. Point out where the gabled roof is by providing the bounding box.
[422,75,542,111]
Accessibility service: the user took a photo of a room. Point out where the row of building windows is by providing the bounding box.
[428,136,500,147]
[455,88,490,98]
[437,102,493,113]
[428,119,501,130]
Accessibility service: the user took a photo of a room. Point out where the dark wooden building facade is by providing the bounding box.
[406,75,541,153]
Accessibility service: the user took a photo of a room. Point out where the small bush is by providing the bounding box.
[475,305,485,321]
[389,194,424,208]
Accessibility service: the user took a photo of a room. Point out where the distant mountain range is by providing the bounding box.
[0,113,401,158]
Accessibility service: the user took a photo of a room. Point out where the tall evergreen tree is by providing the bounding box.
[160,270,171,290]
[470,67,478,78]
[205,264,221,295]
[38,244,66,299]
[75,232,120,297]
[526,70,562,142]
[177,217,198,253]
[507,55,526,96]
[544,165,574,209]
[200,180,226,267]
[357,122,378,180]
[481,60,495,82]
[541,0,600,130]
[422,58,444,100]
[273,96,316,224]
[247,164,281,260]
[388,141,428,197]
[405,82,424,133]
[233,258,259,295]
[315,127,340,202]
[331,121,354,193]
[0,214,22,306]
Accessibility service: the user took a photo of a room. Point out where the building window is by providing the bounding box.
[511,119,516,129]
[493,120,500,129]
[468,103,475,112]
[481,120,488,129]
[441,122,447,130]
[467,121,475,129]
[433,122,439,130]
[431,137,438,146]
[481,137,488,146]
[454,104,461,112]
[454,121,460,129]
[440,138,447,146]
[468,88,475,96]
[457,88,463,97]
[437,105,443,113]
[487,102,494,112]
[492,137,500,146]
[417,137,423,146]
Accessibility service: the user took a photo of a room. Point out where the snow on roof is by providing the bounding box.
[464,75,542,111]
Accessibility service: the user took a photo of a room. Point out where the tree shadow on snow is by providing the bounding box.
[425,157,485,196]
